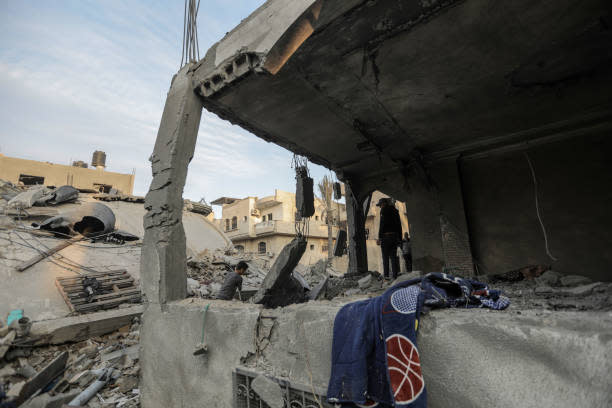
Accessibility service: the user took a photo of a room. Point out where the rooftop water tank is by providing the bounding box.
[91,150,106,168]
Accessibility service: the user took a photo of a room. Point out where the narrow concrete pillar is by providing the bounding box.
[141,65,204,304]
[403,178,445,274]
[433,159,475,277]
[345,183,368,274]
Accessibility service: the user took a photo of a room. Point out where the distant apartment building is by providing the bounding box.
[213,188,410,273]
[212,190,346,265]
[0,152,135,195]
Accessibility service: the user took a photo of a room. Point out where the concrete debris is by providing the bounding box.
[186,249,270,299]
[22,389,81,408]
[16,363,37,379]
[28,305,143,346]
[357,274,372,289]
[535,270,562,286]
[560,274,592,287]
[0,316,141,408]
[250,375,284,408]
[100,345,139,363]
[488,264,550,283]
[0,330,16,359]
[15,351,68,405]
[7,186,48,209]
[252,237,308,308]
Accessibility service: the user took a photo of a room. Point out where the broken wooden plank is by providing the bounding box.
[55,279,76,313]
[17,237,81,272]
[28,306,143,346]
[61,278,134,292]
[70,289,141,305]
[56,269,127,283]
[74,295,141,312]
[16,351,68,405]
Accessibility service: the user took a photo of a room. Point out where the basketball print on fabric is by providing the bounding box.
[386,334,424,404]
[356,400,379,407]
[390,286,419,314]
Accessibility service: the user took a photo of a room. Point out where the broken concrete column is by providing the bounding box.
[141,64,204,304]
[252,237,307,307]
[345,183,368,275]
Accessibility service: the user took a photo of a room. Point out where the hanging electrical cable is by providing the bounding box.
[180,0,201,68]
[525,152,558,262]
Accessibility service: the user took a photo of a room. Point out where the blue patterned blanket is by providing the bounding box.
[327,273,510,407]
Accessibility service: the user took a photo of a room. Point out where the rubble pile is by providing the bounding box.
[481,270,612,311]
[186,249,270,298]
[0,317,141,408]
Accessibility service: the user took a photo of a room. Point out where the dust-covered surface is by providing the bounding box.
[482,270,612,311]
[0,317,141,407]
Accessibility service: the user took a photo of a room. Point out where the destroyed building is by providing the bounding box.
[2,0,612,407]
[136,0,612,407]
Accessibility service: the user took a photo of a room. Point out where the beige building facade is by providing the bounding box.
[0,154,135,194]
[213,190,346,266]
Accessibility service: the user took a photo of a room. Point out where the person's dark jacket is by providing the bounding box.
[379,205,402,241]
[216,271,242,300]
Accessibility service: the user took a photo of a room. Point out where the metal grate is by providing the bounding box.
[233,367,334,408]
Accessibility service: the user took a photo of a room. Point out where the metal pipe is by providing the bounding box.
[67,368,114,406]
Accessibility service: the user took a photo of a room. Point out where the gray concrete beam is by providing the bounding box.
[141,64,204,304]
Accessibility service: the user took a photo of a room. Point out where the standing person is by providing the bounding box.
[376,198,402,280]
[401,232,412,272]
[216,261,249,300]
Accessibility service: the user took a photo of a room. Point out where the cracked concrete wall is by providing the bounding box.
[141,64,204,304]
[140,298,612,408]
[140,300,261,408]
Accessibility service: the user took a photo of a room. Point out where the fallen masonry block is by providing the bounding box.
[252,237,307,308]
[251,375,284,408]
[100,345,139,362]
[308,277,328,301]
[28,305,143,346]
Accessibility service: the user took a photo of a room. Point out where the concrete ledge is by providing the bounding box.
[29,305,143,346]
[141,299,612,408]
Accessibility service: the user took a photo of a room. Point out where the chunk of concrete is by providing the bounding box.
[0,365,16,378]
[0,329,16,359]
[187,278,201,296]
[308,277,328,301]
[535,285,554,295]
[560,275,592,287]
[560,282,603,297]
[357,274,372,289]
[250,375,284,408]
[536,270,562,287]
[252,237,307,307]
[28,305,142,346]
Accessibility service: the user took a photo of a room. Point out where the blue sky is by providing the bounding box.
[0,0,332,213]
